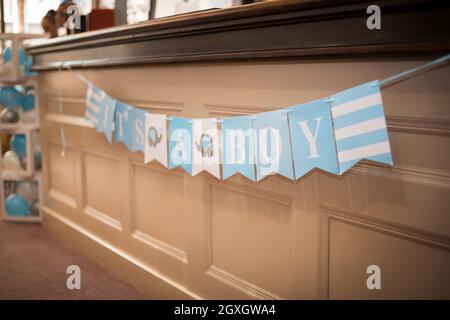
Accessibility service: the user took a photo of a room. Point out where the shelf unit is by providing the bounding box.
[0,34,43,223]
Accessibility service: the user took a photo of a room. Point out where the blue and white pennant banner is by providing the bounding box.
[82,80,394,181]
[71,55,450,181]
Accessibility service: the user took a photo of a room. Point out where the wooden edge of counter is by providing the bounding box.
[43,206,203,300]
[26,0,450,70]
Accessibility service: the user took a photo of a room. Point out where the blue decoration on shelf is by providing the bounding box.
[0,87,23,108]
[18,48,27,65]
[3,47,12,63]
[23,56,38,77]
[21,94,35,111]
[10,134,26,159]
[5,194,30,217]
[0,108,19,123]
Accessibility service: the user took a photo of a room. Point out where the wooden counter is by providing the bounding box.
[27,0,450,299]
[28,0,450,69]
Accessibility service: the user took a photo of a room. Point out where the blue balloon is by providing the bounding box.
[21,94,35,111]
[3,47,12,63]
[23,57,38,77]
[19,48,27,65]
[5,193,30,217]
[0,87,23,108]
[10,134,26,159]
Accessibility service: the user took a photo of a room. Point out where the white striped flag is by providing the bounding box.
[330,80,393,174]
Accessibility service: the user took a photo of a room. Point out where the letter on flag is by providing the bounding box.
[253,109,294,181]
[85,84,102,127]
[85,84,116,143]
[191,119,220,178]
[130,107,146,152]
[144,113,168,167]
[221,116,256,181]
[115,101,134,150]
[168,117,192,175]
[288,99,339,179]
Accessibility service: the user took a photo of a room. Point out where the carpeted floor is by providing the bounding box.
[0,220,144,300]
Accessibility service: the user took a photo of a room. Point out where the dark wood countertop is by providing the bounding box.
[26,0,450,70]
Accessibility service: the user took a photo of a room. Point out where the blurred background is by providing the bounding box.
[0,0,270,35]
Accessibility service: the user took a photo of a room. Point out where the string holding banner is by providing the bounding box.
[57,64,66,157]
[59,54,449,181]
[379,53,450,88]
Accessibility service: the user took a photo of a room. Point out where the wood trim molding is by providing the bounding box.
[352,162,450,190]
[45,96,184,115]
[48,188,78,209]
[320,205,450,251]
[84,206,123,231]
[205,180,294,299]
[45,113,94,128]
[206,265,284,300]
[42,205,202,299]
[386,115,450,136]
[26,0,450,70]
[318,204,450,299]
[132,230,188,264]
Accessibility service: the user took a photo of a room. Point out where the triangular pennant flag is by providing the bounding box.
[330,80,393,174]
[191,119,221,178]
[130,107,146,153]
[85,83,102,127]
[168,117,192,175]
[86,84,116,144]
[144,113,168,167]
[115,101,134,151]
[288,99,339,179]
[221,116,256,181]
[254,109,294,181]
[97,93,116,144]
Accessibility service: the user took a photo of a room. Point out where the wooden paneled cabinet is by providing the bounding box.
[28,0,450,299]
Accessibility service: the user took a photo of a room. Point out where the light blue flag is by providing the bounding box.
[221,116,256,181]
[254,109,294,181]
[168,117,192,175]
[330,80,393,174]
[96,93,116,144]
[130,107,146,152]
[288,99,339,179]
[85,84,103,128]
[115,101,134,150]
